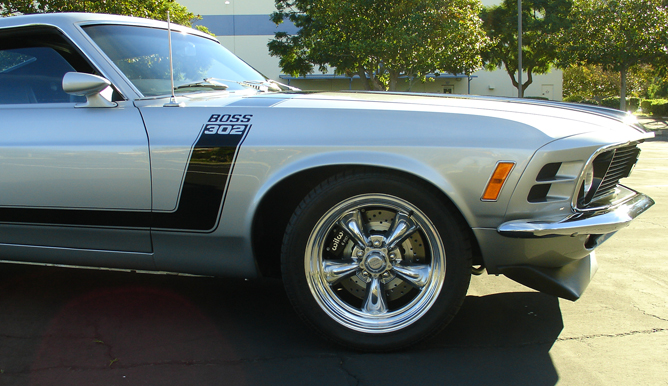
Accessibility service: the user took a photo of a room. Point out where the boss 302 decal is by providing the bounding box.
[0,113,253,232]
[152,114,252,231]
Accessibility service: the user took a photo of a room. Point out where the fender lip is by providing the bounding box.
[497,192,654,238]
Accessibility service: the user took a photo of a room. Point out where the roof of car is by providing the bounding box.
[0,12,200,35]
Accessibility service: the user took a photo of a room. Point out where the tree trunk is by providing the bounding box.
[388,70,399,91]
[369,76,385,91]
[620,67,627,111]
[522,70,533,96]
[506,66,520,91]
[506,67,534,98]
[358,68,372,91]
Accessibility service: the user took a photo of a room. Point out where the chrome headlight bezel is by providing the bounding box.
[582,162,595,198]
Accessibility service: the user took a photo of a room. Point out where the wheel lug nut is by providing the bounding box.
[362,271,369,277]
[389,253,396,259]
[356,250,363,257]
[382,272,389,278]
[373,241,381,247]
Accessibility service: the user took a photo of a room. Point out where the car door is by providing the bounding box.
[0,26,152,259]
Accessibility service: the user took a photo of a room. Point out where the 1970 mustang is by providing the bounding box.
[0,13,654,350]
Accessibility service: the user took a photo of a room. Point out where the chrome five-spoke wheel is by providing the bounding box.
[306,194,445,333]
[281,171,471,351]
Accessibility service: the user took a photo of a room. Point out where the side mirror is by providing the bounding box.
[62,72,117,108]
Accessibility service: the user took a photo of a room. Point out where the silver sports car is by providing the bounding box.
[0,13,654,351]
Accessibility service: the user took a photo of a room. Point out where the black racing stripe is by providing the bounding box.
[0,124,250,232]
[151,143,238,230]
[0,207,151,228]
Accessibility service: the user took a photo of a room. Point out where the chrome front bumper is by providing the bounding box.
[497,193,654,238]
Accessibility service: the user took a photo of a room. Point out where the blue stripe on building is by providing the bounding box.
[194,15,299,36]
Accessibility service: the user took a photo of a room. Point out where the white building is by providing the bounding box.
[179,0,562,100]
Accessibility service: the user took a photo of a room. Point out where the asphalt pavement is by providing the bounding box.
[0,120,666,386]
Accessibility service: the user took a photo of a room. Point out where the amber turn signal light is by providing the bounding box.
[482,162,515,201]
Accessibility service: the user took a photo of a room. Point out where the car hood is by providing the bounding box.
[145,90,650,141]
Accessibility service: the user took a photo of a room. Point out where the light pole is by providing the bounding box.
[517,0,523,98]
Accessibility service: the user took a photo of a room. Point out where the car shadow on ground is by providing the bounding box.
[0,263,562,386]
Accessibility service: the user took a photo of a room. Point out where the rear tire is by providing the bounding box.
[281,171,471,351]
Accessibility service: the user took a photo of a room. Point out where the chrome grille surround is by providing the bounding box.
[574,143,642,210]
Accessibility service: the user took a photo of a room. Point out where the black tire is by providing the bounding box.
[281,170,472,351]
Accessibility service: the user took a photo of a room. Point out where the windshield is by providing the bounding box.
[83,24,266,97]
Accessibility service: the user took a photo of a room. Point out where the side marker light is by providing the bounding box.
[482,162,515,201]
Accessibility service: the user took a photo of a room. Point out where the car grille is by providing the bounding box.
[578,144,641,208]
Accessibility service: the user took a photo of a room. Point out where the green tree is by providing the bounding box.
[559,0,668,109]
[480,0,572,97]
[564,64,657,101]
[268,0,489,91]
[563,65,617,99]
[647,76,668,99]
[0,0,210,33]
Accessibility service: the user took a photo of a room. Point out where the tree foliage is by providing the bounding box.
[0,0,210,33]
[480,0,572,97]
[563,65,619,99]
[647,75,668,99]
[563,64,656,100]
[558,0,668,109]
[268,0,489,91]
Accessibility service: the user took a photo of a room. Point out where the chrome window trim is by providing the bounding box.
[75,19,217,41]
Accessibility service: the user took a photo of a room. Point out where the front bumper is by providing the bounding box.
[497,192,654,238]
[475,191,653,300]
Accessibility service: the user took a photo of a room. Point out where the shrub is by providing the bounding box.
[641,99,652,113]
[582,97,640,112]
[641,99,668,116]
[653,100,668,116]
[564,95,585,103]
[628,97,641,112]
[600,97,619,109]
[581,98,599,105]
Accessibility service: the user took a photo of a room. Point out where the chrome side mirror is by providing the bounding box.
[62,72,117,108]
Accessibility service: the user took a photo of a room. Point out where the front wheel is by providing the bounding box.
[281,171,471,351]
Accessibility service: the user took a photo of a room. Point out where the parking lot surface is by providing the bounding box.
[0,129,666,386]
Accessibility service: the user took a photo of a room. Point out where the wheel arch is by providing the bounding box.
[250,161,483,278]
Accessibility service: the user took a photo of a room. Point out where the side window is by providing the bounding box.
[0,26,95,105]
